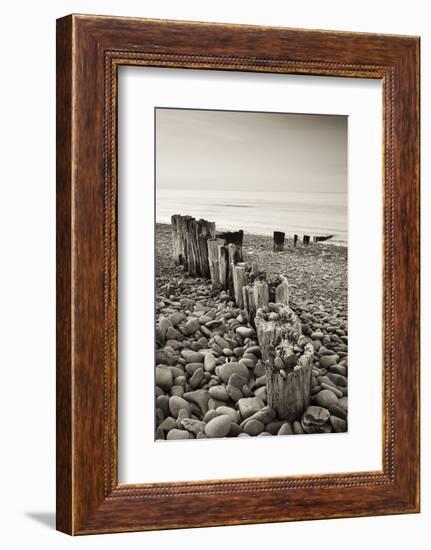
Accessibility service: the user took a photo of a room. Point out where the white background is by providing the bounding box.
[0,1,428,549]
[119,67,382,483]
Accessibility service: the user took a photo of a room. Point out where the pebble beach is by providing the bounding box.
[155,223,348,440]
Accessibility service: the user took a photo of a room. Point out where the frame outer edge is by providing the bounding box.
[393,39,420,511]
[56,14,74,535]
[57,14,421,534]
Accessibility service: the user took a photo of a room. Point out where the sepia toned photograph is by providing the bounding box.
[155,107,348,441]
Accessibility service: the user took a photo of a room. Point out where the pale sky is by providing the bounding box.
[156,108,347,193]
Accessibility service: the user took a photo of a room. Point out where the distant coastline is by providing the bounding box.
[156,222,347,249]
[156,188,348,244]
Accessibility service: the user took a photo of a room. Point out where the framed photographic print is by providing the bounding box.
[56,14,420,534]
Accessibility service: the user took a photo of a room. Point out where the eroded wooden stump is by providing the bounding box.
[273,231,285,252]
[232,263,247,308]
[217,230,243,261]
[275,275,289,306]
[171,214,216,277]
[255,303,314,421]
[207,238,225,286]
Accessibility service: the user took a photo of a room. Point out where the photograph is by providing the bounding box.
[154,108,348,440]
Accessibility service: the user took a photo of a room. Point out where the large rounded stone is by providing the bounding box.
[240,405,276,427]
[175,408,190,428]
[236,326,256,338]
[209,385,229,401]
[198,315,212,325]
[239,357,255,369]
[238,396,265,420]
[168,312,185,326]
[189,367,204,389]
[183,318,200,335]
[181,350,203,363]
[208,397,227,410]
[166,428,193,440]
[158,416,176,433]
[214,335,230,349]
[329,364,347,376]
[155,365,173,391]
[328,403,347,420]
[170,385,184,397]
[301,406,331,434]
[228,372,248,389]
[183,389,210,415]
[321,382,343,398]
[185,362,203,375]
[227,383,242,402]
[233,346,244,358]
[205,415,232,438]
[204,353,217,372]
[314,389,338,408]
[215,406,239,423]
[156,395,170,418]
[254,386,267,402]
[327,372,347,387]
[159,317,172,339]
[217,362,249,383]
[203,409,219,423]
[330,415,347,433]
[319,355,339,368]
[165,326,182,340]
[169,396,191,417]
[243,419,264,436]
[181,418,206,434]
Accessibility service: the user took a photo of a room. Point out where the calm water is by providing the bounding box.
[156,189,347,243]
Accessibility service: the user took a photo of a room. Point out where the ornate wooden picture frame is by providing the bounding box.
[56,14,420,535]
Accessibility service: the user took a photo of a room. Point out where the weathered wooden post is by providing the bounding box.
[207,238,225,286]
[242,285,256,323]
[217,230,244,261]
[293,234,298,247]
[171,214,180,263]
[171,214,192,266]
[218,244,228,289]
[255,303,314,421]
[195,219,216,277]
[275,275,289,306]
[273,231,285,252]
[227,243,239,294]
[253,279,269,310]
[315,235,334,243]
[232,263,247,308]
[303,235,310,245]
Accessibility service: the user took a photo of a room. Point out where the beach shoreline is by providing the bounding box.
[156,223,347,312]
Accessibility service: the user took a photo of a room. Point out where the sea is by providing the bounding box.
[156,189,347,244]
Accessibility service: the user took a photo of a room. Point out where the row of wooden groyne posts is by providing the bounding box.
[171,215,332,312]
[171,214,289,321]
[170,214,315,422]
